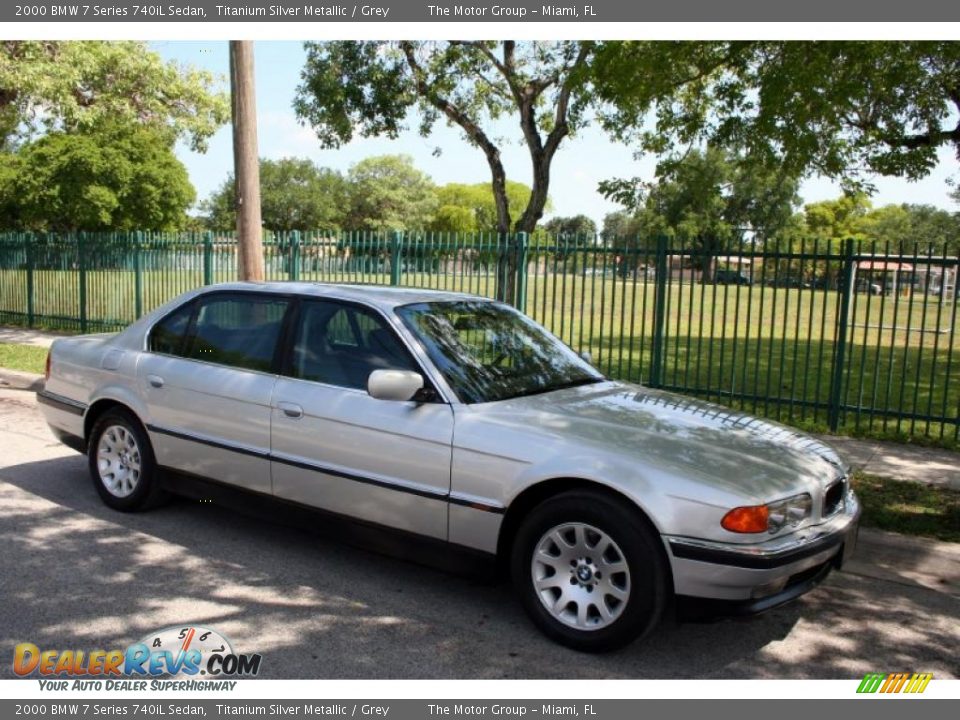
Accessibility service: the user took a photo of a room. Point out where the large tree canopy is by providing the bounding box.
[294,41,594,236]
[600,146,802,280]
[204,157,350,232]
[431,181,538,233]
[594,41,960,189]
[345,154,438,232]
[0,41,229,152]
[8,124,195,232]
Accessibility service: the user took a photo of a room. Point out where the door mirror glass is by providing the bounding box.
[367,369,424,402]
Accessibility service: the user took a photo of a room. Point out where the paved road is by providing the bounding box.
[1,386,957,680]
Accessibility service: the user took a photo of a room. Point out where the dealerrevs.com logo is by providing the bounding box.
[13,626,262,690]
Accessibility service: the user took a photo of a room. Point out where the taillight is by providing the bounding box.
[44,351,51,381]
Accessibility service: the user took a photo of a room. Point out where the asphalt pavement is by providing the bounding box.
[0,385,957,679]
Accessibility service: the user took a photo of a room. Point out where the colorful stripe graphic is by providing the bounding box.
[857,672,933,694]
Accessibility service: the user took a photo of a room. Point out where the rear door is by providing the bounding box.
[270,299,453,539]
[138,292,290,494]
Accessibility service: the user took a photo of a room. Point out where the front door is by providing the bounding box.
[270,299,453,540]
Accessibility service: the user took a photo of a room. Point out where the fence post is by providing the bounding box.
[827,238,856,432]
[25,234,35,328]
[648,235,669,388]
[289,231,301,281]
[514,232,529,310]
[78,231,88,333]
[202,232,214,285]
[390,230,403,286]
[133,231,143,319]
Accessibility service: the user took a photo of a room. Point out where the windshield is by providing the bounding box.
[396,300,604,404]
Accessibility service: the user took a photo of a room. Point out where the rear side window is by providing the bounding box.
[149,303,193,356]
[185,295,289,372]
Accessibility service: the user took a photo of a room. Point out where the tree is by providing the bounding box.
[346,155,438,232]
[600,147,801,282]
[10,124,195,232]
[856,203,960,251]
[0,41,229,152]
[594,41,960,189]
[542,214,597,239]
[204,158,350,232]
[295,41,594,237]
[430,181,536,233]
[601,211,641,244]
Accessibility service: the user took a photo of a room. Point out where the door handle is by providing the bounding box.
[277,401,303,419]
[147,375,164,389]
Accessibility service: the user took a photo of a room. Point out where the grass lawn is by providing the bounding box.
[1,258,958,446]
[0,342,47,375]
[852,472,960,543]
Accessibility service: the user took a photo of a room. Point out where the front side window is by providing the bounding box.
[290,301,417,390]
[185,295,289,372]
[397,301,603,404]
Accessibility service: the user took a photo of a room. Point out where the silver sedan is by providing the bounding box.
[38,283,860,652]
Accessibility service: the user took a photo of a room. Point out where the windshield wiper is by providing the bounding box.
[501,376,605,401]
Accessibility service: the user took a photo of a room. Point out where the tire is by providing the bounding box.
[511,490,668,652]
[87,408,167,512]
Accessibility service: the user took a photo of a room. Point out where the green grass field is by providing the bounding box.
[1,263,958,446]
[852,472,960,542]
[0,342,47,375]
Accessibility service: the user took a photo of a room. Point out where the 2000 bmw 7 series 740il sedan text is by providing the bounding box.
[38,282,860,651]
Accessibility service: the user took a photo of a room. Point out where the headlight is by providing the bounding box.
[721,493,812,534]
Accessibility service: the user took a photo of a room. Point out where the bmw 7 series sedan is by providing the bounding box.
[38,283,860,651]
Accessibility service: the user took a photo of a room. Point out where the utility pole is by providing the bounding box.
[229,40,264,282]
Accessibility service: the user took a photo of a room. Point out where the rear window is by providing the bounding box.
[184,295,289,372]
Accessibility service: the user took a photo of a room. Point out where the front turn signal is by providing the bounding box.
[721,505,769,533]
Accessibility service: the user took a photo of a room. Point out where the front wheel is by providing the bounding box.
[511,490,668,652]
[88,408,167,512]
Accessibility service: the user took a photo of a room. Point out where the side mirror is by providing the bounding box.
[579,351,593,365]
[367,369,424,402]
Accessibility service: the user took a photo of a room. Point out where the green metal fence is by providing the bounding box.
[1,230,957,443]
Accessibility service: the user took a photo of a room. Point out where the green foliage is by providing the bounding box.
[542,214,597,239]
[594,41,960,189]
[9,124,195,232]
[204,157,350,232]
[346,154,438,232]
[295,41,594,233]
[601,210,641,244]
[600,146,801,244]
[431,181,536,233]
[0,41,229,152]
[856,204,960,251]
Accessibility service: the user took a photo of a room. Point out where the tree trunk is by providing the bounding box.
[230,41,264,282]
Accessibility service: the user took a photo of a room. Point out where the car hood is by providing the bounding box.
[469,381,846,500]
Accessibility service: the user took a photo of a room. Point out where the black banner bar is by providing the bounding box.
[4,0,960,22]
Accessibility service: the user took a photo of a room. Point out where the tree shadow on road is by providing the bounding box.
[0,454,955,679]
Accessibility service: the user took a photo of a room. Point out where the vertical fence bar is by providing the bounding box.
[828,238,856,431]
[203,232,214,285]
[134,231,143,320]
[289,230,301,281]
[78,232,88,333]
[649,235,669,389]
[25,234,35,328]
[514,232,528,310]
[390,230,403,286]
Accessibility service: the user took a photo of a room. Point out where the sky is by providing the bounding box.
[154,41,960,226]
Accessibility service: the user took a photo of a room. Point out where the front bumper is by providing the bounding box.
[665,489,860,606]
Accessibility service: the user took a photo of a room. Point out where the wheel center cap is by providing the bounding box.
[576,566,593,583]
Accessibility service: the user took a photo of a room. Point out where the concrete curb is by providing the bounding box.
[0,368,43,392]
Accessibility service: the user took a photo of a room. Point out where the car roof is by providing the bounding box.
[198,282,495,310]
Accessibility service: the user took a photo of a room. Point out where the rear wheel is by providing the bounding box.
[511,490,668,652]
[88,408,167,511]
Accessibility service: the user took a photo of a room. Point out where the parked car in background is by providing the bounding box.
[714,268,753,285]
[766,277,812,289]
[38,283,859,652]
